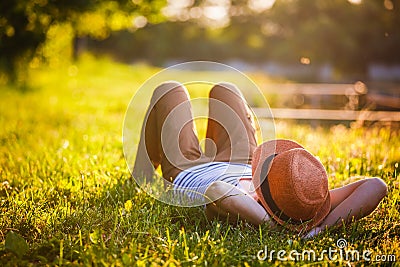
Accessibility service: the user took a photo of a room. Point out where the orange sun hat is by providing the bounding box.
[252,139,331,232]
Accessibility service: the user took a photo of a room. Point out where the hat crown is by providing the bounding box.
[268,149,328,221]
[253,139,331,231]
[291,149,328,204]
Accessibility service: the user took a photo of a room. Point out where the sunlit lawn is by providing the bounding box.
[0,56,399,266]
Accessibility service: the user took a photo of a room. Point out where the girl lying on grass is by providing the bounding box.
[133,81,388,238]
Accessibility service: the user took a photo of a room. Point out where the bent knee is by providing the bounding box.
[151,81,187,103]
[209,82,243,99]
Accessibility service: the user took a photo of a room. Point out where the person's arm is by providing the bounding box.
[305,177,387,238]
[204,181,274,227]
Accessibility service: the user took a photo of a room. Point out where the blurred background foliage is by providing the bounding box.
[0,0,165,85]
[1,0,399,86]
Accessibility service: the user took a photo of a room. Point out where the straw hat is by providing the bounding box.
[252,139,331,232]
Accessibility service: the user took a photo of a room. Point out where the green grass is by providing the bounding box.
[0,56,399,266]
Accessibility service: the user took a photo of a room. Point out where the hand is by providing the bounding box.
[262,213,276,228]
[303,226,323,239]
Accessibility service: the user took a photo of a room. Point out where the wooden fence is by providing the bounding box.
[253,83,400,122]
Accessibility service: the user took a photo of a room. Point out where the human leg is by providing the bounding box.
[205,82,257,164]
[133,81,205,182]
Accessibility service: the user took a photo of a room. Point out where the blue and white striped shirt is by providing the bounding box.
[172,162,252,205]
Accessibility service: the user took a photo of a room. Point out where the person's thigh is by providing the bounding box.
[205,82,257,164]
[136,81,207,182]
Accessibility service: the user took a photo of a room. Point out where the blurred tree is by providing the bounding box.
[228,0,400,79]
[0,0,166,86]
[86,0,400,80]
[3,0,398,84]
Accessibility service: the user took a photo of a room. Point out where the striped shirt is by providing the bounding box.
[172,162,252,206]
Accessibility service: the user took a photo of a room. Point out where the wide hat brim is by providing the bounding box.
[252,139,331,232]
